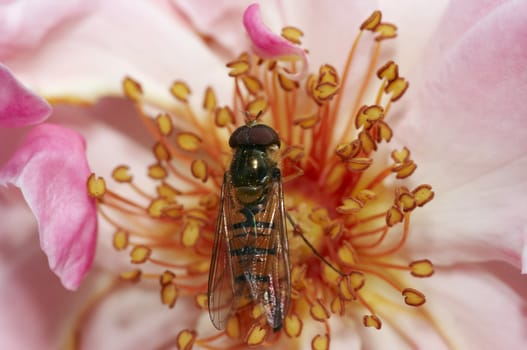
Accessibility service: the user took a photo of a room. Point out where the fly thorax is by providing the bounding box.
[230,147,274,204]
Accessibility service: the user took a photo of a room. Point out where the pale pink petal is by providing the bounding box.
[5,0,230,106]
[243,3,308,79]
[169,0,253,57]
[80,288,197,350]
[0,0,95,58]
[0,63,51,127]
[356,262,527,349]
[0,124,97,290]
[418,262,527,349]
[395,0,527,268]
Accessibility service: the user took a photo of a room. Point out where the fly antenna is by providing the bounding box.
[243,110,264,125]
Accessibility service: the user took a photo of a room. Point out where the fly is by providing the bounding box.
[207,114,291,333]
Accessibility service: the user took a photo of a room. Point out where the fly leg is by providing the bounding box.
[285,212,348,277]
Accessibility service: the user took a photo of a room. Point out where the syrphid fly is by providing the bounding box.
[208,113,291,334]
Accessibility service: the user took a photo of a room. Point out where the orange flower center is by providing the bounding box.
[87,10,435,350]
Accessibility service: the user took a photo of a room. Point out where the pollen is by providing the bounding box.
[87,8,438,350]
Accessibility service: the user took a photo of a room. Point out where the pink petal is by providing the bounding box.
[4,0,230,105]
[0,63,51,127]
[0,124,97,290]
[395,0,527,268]
[243,3,308,79]
[0,0,95,58]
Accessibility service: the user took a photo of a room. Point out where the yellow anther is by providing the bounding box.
[311,334,330,350]
[284,313,302,337]
[335,140,361,159]
[120,269,142,283]
[402,288,426,306]
[203,86,217,111]
[176,330,196,350]
[359,130,377,153]
[398,192,416,212]
[294,113,320,129]
[355,105,384,130]
[278,73,299,91]
[147,198,170,217]
[413,184,435,207]
[313,82,339,101]
[330,296,344,315]
[385,77,409,101]
[338,278,355,301]
[327,222,343,240]
[226,316,240,339]
[130,245,151,264]
[176,132,202,152]
[361,10,382,30]
[199,194,219,211]
[190,160,208,182]
[375,23,397,41]
[156,113,173,136]
[377,60,399,82]
[122,76,143,101]
[186,208,210,222]
[87,173,106,198]
[170,81,191,103]
[319,64,339,85]
[246,325,267,346]
[376,120,393,142]
[349,271,365,290]
[308,208,330,225]
[346,157,373,171]
[386,205,403,227]
[161,283,178,308]
[310,299,330,321]
[148,163,168,179]
[282,145,305,161]
[112,165,132,183]
[215,106,235,127]
[112,230,129,250]
[181,222,200,247]
[291,265,307,290]
[363,315,382,329]
[391,147,410,163]
[226,59,250,77]
[336,197,363,215]
[281,26,304,44]
[393,160,417,179]
[156,182,181,202]
[153,142,170,161]
[160,270,176,285]
[337,242,357,266]
[241,75,263,95]
[409,259,434,277]
[356,189,377,202]
[187,260,209,275]
[251,303,266,319]
[195,293,208,309]
[246,97,268,117]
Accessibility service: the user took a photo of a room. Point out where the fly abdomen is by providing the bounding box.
[234,273,271,283]
[230,246,277,256]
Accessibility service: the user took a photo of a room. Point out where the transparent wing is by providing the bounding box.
[257,173,291,330]
[208,176,235,330]
[224,170,291,331]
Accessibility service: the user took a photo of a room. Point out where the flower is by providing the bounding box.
[2,0,527,349]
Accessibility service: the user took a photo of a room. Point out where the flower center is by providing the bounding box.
[87,10,435,350]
